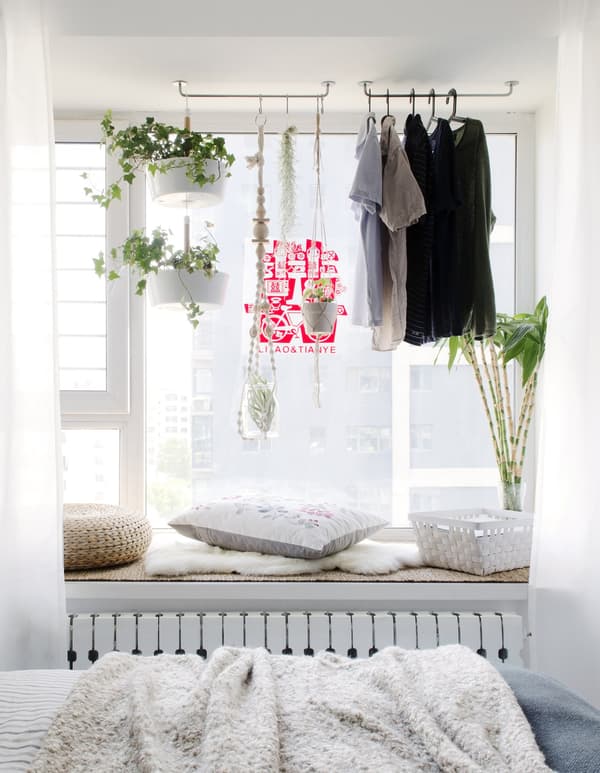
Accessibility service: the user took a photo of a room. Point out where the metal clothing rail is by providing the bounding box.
[361,79,519,117]
[361,80,519,101]
[174,79,336,113]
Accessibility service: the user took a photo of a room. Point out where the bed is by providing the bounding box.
[1,648,599,772]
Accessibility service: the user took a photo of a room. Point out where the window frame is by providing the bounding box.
[57,110,535,536]
[56,120,130,416]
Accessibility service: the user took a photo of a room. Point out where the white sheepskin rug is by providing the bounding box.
[145,538,422,577]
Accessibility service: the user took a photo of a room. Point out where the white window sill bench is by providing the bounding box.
[65,561,528,616]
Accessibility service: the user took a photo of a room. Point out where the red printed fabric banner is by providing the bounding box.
[244,239,347,353]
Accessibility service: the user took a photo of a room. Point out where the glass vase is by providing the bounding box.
[239,382,279,440]
[499,480,525,511]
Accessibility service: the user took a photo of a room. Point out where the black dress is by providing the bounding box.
[452,118,496,338]
[429,118,462,339]
[403,114,435,346]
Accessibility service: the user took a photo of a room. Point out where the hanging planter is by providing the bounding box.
[302,301,337,335]
[239,375,279,440]
[238,116,278,440]
[147,158,227,207]
[83,112,235,210]
[93,223,222,327]
[302,279,338,335]
[148,269,229,310]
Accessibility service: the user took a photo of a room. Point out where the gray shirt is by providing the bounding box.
[373,117,426,351]
[349,116,383,327]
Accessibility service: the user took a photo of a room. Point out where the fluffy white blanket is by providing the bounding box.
[144,538,421,576]
[31,646,549,773]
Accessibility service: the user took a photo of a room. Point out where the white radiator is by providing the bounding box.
[67,611,523,669]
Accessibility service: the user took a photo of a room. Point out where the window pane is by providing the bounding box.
[55,143,105,167]
[59,336,105,370]
[56,142,107,391]
[408,365,496,469]
[57,270,105,302]
[62,428,119,504]
[56,203,105,236]
[57,236,105,270]
[410,486,498,512]
[145,133,393,525]
[56,169,104,203]
[144,132,516,527]
[58,302,105,336]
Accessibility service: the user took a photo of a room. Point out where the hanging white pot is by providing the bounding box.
[302,301,337,335]
[148,270,229,310]
[147,158,227,208]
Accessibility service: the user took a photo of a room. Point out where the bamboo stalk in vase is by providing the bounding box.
[501,360,516,458]
[514,371,538,481]
[487,341,513,482]
[479,340,510,481]
[465,340,503,470]
[512,368,537,471]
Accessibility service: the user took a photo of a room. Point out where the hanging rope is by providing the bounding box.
[238,116,277,438]
[311,107,326,408]
[311,110,327,247]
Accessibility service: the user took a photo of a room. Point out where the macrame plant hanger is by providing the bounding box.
[311,98,328,408]
[238,100,278,439]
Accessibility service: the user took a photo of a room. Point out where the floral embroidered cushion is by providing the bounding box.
[168,496,388,559]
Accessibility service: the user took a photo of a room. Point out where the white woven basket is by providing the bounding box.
[409,508,534,576]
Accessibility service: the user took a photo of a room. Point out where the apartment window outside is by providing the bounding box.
[142,130,519,526]
[62,428,119,504]
[309,427,327,455]
[410,366,433,392]
[347,367,392,393]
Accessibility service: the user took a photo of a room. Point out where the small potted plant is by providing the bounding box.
[83,111,235,209]
[94,224,228,327]
[302,277,338,335]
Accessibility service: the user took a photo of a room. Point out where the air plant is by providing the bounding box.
[279,125,297,241]
[247,374,277,436]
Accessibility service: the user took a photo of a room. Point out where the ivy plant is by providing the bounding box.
[94,225,219,327]
[83,111,235,209]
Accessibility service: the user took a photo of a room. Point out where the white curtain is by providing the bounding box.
[0,0,66,669]
[529,0,600,708]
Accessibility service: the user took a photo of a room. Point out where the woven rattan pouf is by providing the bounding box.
[64,504,153,570]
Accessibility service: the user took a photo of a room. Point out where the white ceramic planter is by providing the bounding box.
[148,270,229,310]
[147,158,227,208]
[302,301,337,335]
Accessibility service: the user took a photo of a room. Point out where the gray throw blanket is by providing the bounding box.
[501,665,600,773]
[31,645,550,773]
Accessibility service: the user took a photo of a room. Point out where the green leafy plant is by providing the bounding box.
[444,296,548,509]
[83,111,235,209]
[279,125,297,240]
[94,224,219,327]
[302,277,335,302]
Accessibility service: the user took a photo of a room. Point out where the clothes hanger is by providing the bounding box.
[381,88,395,126]
[446,88,467,123]
[409,88,416,117]
[366,88,376,128]
[426,88,436,131]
